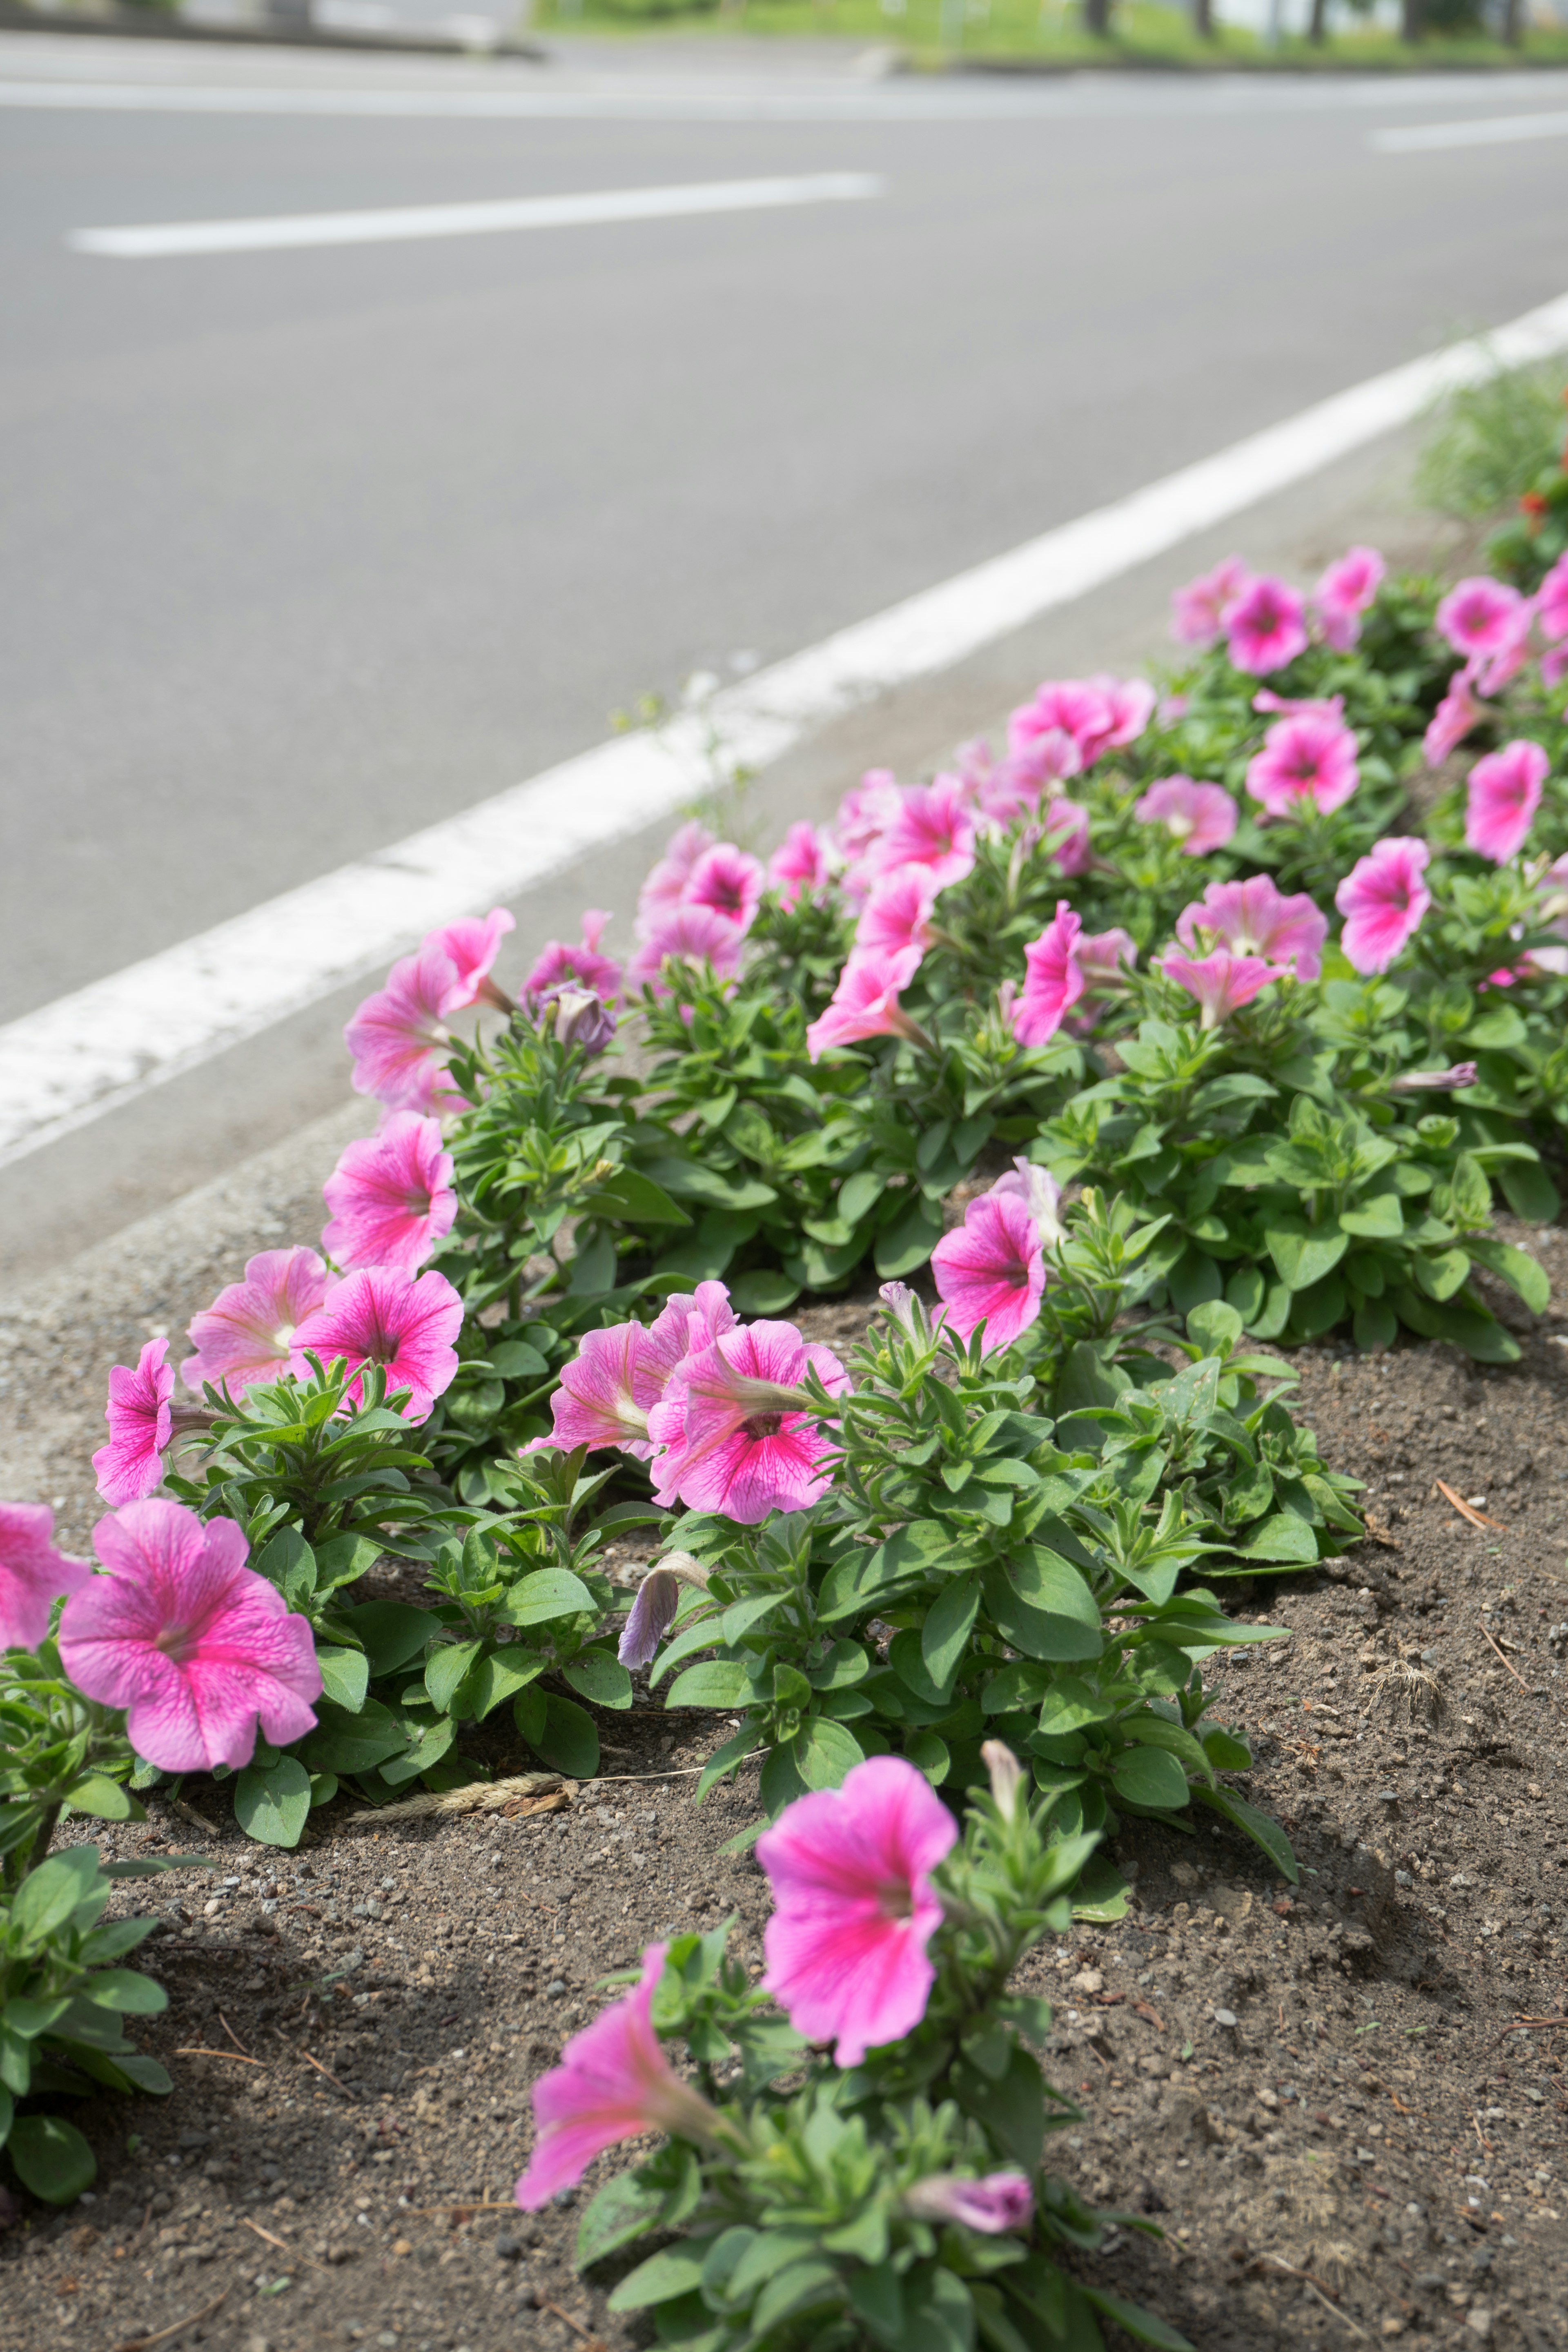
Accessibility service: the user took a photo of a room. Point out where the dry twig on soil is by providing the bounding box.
[350,1771,567,1823]
[111,2289,229,2351]
[1433,1479,1507,1531]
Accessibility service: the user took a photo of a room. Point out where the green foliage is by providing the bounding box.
[1417,361,1568,523]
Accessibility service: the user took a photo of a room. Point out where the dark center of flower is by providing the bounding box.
[154,1624,194,1666]
[878,1879,914,1921]
[1005,1259,1030,1289]
[742,1412,785,1440]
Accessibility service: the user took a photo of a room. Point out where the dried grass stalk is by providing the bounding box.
[349,1772,570,1824]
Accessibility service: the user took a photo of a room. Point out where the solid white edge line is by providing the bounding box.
[5,285,1568,1170]
[69,172,884,259]
[1374,109,1568,152]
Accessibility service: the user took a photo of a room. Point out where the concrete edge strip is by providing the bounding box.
[5,283,1568,1172]
[1373,108,1568,151]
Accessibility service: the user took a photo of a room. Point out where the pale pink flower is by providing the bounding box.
[344,943,468,1116]
[1065,926,1138,1033]
[1171,556,1251,647]
[1539,553,1568,646]
[1474,602,1538,697]
[1245,712,1359,820]
[627,903,745,996]
[541,983,616,1056]
[514,1944,721,2208]
[1252,690,1345,719]
[321,1113,455,1281]
[904,2173,1034,2234]
[758,1755,957,2068]
[617,1568,681,1668]
[855,867,939,960]
[427,909,516,1011]
[1042,799,1091,877]
[1313,545,1385,652]
[94,1339,174,1508]
[58,1500,321,1774]
[537,1282,738,1463]
[683,844,765,933]
[976,739,1078,829]
[1388,1062,1479,1094]
[768,822,837,911]
[0,1503,89,1653]
[646,1320,849,1523]
[1011,903,1084,1048]
[805,946,929,1062]
[989,1157,1064,1246]
[1083,674,1156,755]
[931,1189,1045,1353]
[1335,837,1431,975]
[1544,643,1568,693]
[871,777,976,892]
[1174,875,1328,982]
[1436,576,1529,663]
[1225,576,1308,675]
[182,1247,332,1401]
[1160,950,1279,1028]
[835,771,903,864]
[1424,669,1488,768]
[1134,775,1238,856]
[637,820,714,925]
[521,911,621,1011]
[1008,680,1112,769]
[289,1267,462,1420]
[1465,738,1549,864]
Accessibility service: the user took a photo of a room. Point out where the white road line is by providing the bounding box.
[5,286,1568,1170]
[69,170,883,259]
[1373,109,1568,152]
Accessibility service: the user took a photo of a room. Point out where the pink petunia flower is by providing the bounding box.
[1174,875,1328,982]
[1160,950,1280,1028]
[1474,603,1537,698]
[855,867,939,960]
[1539,552,1568,643]
[1042,799,1092,877]
[904,2173,1035,2234]
[0,1503,90,1653]
[289,1267,463,1421]
[682,844,765,934]
[94,1338,175,1508]
[835,771,903,865]
[1082,673,1156,756]
[182,1247,332,1402]
[344,943,469,1117]
[931,1189,1046,1353]
[1313,545,1385,652]
[521,911,621,1011]
[1465,738,1549,864]
[975,735,1081,829]
[637,820,715,926]
[514,1944,721,2208]
[1334,837,1431,976]
[1544,643,1568,693]
[1171,556,1251,648]
[1225,576,1308,676]
[805,946,930,1062]
[627,903,745,996]
[758,1755,958,2068]
[1008,680,1112,770]
[871,778,976,892]
[1424,669,1488,769]
[646,1320,849,1523]
[1065,925,1138,1034]
[426,909,516,1011]
[1245,712,1360,820]
[1436,576,1530,663]
[321,1113,456,1282]
[1011,903,1084,1049]
[1388,1062,1479,1094]
[1134,775,1238,857]
[768,822,838,911]
[538,1282,738,1464]
[989,1156,1065,1248]
[58,1500,321,1774]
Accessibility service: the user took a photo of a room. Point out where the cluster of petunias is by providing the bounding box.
[1424,555,1568,766]
[1172,546,1384,669]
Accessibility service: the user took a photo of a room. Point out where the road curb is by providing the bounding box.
[0,5,545,58]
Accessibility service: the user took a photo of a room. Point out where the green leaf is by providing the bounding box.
[903,1730,951,1786]
[12,1850,102,1944]
[983,1552,1102,1664]
[1192,1782,1298,1882]
[1080,2287,1194,2351]
[749,2261,843,2337]
[1467,1235,1550,1315]
[1070,1855,1131,1922]
[7,2115,96,2204]
[297,1699,406,1776]
[1499,1158,1560,1224]
[425,1641,484,1713]
[922,1573,980,1691]
[728,1268,803,1316]
[576,2166,669,2267]
[874,1195,944,1280]
[234,1754,312,1850]
[1120,1714,1214,1786]
[564,1650,635,1711]
[1111,1747,1189,1811]
[315,1648,370,1713]
[1200,1726,1253,1770]
[498,1568,596,1628]
[1263,1215,1348,1293]
[1036,1677,1116,1735]
[1338,1192,1403,1240]
[0,2085,11,2150]
[954,2040,1047,2172]
[902,2265,977,2352]
[1229,1512,1319,1564]
[465,1648,548,1720]
[100,1854,212,1881]
[665,1660,754,1711]
[79,1969,166,2016]
[339,1600,434,1679]
[60,1775,143,1824]
[586,1167,692,1227]
[792,1717,864,1790]
[535,1693,599,1780]
[607,2240,717,2312]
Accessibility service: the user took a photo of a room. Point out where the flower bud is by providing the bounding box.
[541,983,616,1057]
[980,1739,1024,1822]
[1387,1062,1479,1094]
[904,2170,1034,2234]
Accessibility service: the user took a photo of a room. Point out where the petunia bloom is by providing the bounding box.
[321,1113,456,1281]
[617,1552,710,1670]
[1011,903,1084,1049]
[1174,874,1328,982]
[426,909,516,1011]
[289,1267,462,1420]
[627,903,745,996]
[1225,575,1308,675]
[1313,545,1385,652]
[514,1944,722,2209]
[758,1755,958,2069]
[1388,1062,1479,1094]
[1464,738,1549,864]
[1082,673,1156,756]
[1334,837,1431,976]
[1134,775,1238,857]
[93,1339,175,1508]
[182,1247,331,1401]
[989,1156,1065,1249]
[58,1500,321,1774]
[931,1189,1046,1353]
[646,1320,849,1523]
[1042,799,1091,877]
[0,1503,90,1654]
[541,982,616,1056]
[1436,576,1530,663]
[872,777,976,892]
[805,947,930,1062]
[637,820,715,926]
[1424,669,1488,769]
[1245,712,1359,820]
[1066,925,1138,1033]
[539,1283,738,1464]
[344,943,468,1116]
[521,911,621,1011]
[1008,679,1113,770]
[1171,556,1250,647]
[835,771,903,864]
[768,822,837,911]
[683,844,765,934]
[904,2172,1035,2234]
[1160,950,1279,1029]
[855,867,939,960]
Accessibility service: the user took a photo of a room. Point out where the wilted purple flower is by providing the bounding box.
[617,1553,710,1669]
[904,2171,1035,2233]
[541,983,616,1056]
[1387,1063,1479,1094]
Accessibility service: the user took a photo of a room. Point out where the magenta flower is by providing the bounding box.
[1171,556,1250,647]
[1008,679,1112,770]
[835,771,902,863]
[1334,837,1431,976]
[684,844,765,934]
[931,1189,1046,1353]
[768,822,837,911]
[758,1755,958,2068]
[905,2173,1034,2234]
[0,1503,89,1653]
[856,867,939,960]
[426,909,515,1011]
[58,1500,321,1774]
[873,778,976,892]
[344,943,469,1116]
[1082,673,1156,755]
[1134,775,1238,856]
[537,1284,737,1464]
[1174,875,1328,982]
[289,1267,462,1420]
[627,902,745,996]
[94,1339,175,1508]
[1042,799,1091,877]
[1225,576,1308,676]
[1436,576,1530,663]
[1313,545,1385,652]
[321,1113,456,1281]
[637,820,715,926]
[1246,712,1359,820]
[1545,643,1568,693]
[1252,690,1345,719]
[182,1247,331,1401]
[1065,925,1138,1033]
[521,910,621,1011]
[976,735,1080,828]
[515,1944,721,2208]
[1424,669,1488,768]
[805,947,930,1062]
[1465,738,1549,864]
[1011,903,1084,1049]
[1540,552,1568,645]
[1160,950,1279,1029]
[646,1320,849,1523]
